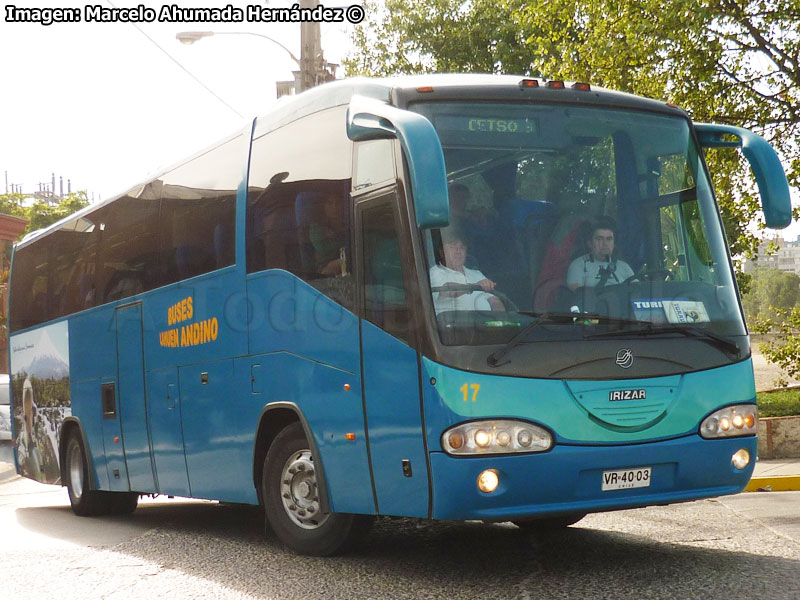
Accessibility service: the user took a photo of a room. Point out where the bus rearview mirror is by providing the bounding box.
[695,123,792,229]
[347,96,450,228]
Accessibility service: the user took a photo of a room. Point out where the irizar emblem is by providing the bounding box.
[615,348,634,369]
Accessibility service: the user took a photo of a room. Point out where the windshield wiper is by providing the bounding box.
[485,312,636,367]
[586,324,740,357]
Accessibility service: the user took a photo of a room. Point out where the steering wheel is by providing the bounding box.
[622,269,674,284]
[431,284,519,312]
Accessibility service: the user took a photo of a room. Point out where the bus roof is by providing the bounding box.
[16,74,684,251]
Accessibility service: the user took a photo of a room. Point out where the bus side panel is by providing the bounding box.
[250,351,376,515]
[146,367,191,497]
[70,309,118,382]
[246,270,361,374]
[178,358,257,503]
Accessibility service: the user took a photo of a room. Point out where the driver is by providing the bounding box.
[430,227,505,314]
[566,217,634,290]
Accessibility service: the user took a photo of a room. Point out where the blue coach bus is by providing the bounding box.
[8,75,792,555]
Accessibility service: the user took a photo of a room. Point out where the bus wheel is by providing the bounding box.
[64,433,111,517]
[262,422,372,556]
[108,492,139,515]
[513,513,586,531]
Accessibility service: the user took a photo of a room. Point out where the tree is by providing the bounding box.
[741,267,800,323]
[23,191,90,234]
[345,0,800,280]
[0,190,90,235]
[754,306,800,387]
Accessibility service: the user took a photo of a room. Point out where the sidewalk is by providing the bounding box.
[746,457,800,492]
[0,460,17,483]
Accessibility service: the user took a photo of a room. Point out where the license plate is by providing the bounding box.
[602,466,652,491]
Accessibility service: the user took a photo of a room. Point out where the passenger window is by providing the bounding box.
[361,201,411,343]
[91,195,161,304]
[246,108,354,310]
[159,136,241,286]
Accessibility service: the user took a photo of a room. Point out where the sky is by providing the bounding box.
[1,1,798,242]
[0,0,358,201]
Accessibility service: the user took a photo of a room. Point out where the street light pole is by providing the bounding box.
[176,30,304,96]
[177,7,337,97]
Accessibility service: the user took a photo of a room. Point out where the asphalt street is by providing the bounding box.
[1,468,799,600]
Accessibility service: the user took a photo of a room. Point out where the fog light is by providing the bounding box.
[732,449,750,470]
[477,469,499,493]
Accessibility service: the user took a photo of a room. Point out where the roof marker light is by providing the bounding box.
[519,79,539,88]
[547,80,565,89]
[416,86,435,93]
[571,82,591,91]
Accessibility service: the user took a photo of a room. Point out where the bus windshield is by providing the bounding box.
[411,101,746,351]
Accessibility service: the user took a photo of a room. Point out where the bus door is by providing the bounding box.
[115,303,156,492]
[357,192,430,517]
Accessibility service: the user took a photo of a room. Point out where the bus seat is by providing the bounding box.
[532,213,590,312]
[507,199,557,302]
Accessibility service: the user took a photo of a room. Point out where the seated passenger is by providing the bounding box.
[430,228,505,314]
[566,216,634,290]
[309,195,346,276]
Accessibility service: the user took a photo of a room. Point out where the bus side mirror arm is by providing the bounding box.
[347,96,450,228]
[695,123,792,229]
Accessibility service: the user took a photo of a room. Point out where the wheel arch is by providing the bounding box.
[253,402,331,514]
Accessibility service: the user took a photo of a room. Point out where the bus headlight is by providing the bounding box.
[442,420,552,455]
[700,404,757,439]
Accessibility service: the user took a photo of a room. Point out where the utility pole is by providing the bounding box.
[294,0,337,93]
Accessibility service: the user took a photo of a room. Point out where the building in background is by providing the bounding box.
[744,235,800,277]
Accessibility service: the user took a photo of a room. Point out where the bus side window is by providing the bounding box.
[361,202,411,343]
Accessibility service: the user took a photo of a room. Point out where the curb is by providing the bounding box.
[745,475,800,492]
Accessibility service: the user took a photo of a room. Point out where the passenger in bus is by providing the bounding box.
[430,228,505,313]
[309,195,347,276]
[566,216,634,290]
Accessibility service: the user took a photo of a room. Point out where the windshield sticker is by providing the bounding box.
[664,301,709,324]
[632,299,668,324]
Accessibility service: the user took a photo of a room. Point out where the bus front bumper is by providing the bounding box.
[429,434,757,521]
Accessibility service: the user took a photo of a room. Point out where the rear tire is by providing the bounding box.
[64,433,112,516]
[513,513,586,531]
[108,492,139,515]
[262,422,372,556]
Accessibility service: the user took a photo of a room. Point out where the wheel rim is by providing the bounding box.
[279,449,328,530]
[67,442,84,500]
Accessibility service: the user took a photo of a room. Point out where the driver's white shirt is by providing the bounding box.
[429,263,493,314]
[566,254,634,288]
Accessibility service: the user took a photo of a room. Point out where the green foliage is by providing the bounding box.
[757,388,800,418]
[742,267,800,323]
[0,191,89,237]
[346,0,800,286]
[753,306,800,387]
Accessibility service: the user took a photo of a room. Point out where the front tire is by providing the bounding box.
[262,422,372,556]
[64,433,112,516]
